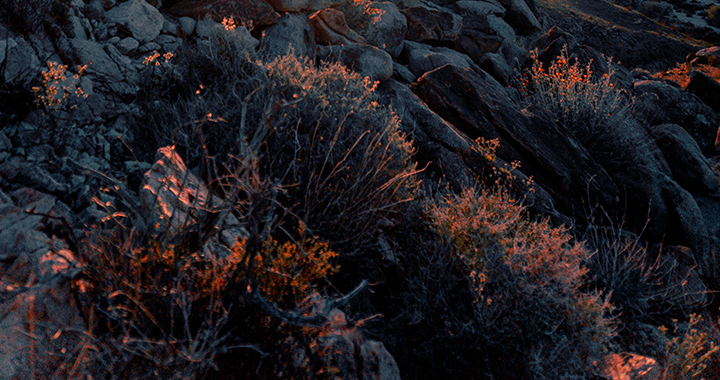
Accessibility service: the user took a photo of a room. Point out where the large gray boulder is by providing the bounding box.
[320,44,394,82]
[496,0,541,35]
[649,123,719,193]
[0,37,41,85]
[260,14,317,62]
[104,0,164,43]
[358,2,407,58]
[70,38,124,82]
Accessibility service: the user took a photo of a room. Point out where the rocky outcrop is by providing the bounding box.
[685,70,720,113]
[401,2,463,46]
[104,0,164,43]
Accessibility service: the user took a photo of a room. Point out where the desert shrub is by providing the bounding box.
[659,314,719,379]
[71,163,340,379]
[132,46,418,247]
[0,0,69,35]
[519,46,650,169]
[428,186,615,379]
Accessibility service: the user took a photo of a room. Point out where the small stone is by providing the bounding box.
[116,37,140,54]
[179,16,196,35]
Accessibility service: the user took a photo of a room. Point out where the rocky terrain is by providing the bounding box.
[2,0,720,378]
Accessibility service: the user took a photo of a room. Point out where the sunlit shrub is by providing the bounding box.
[659,314,719,379]
[428,186,615,379]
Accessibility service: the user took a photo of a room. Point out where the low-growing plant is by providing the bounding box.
[428,185,615,379]
[31,61,88,111]
[659,314,719,379]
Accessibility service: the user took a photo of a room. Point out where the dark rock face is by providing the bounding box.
[401,4,463,46]
[634,80,720,156]
[167,0,280,26]
[685,70,720,113]
[259,13,316,61]
[410,64,619,216]
[649,123,719,193]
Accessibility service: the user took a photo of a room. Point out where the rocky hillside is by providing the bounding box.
[2,0,720,378]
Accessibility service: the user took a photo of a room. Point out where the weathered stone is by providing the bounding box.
[454,0,505,17]
[360,341,402,380]
[401,4,462,45]
[70,38,123,81]
[661,175,710,252]
[687,46,720,66]
[105,0,164,42]
[496,0,541,35]
[168,0,279,28]
[458,29,504,65]
[310,8,366,45]
[634,79,720,155]
[649,123,719,193]
[116,36,139,54]
[358,2,407,57]
[405,41,478,77]
[266,0,348,12]
[260,14,316,62]
[320,44,393,82]
[0,38,41,85]
[0,157,69,196]
[486,14,515,44]
[179,16,197,35]
[478,51,512,85]
[685,70,720,113]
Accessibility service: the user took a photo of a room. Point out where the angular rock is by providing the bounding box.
[310,8,366,46]
[0,157,68,196]
[496,0,541,35]
[649,123,719,193]
[405,41,478,77]
[458,29,504,65]
[410,65,620,217]
[116,36,139,54]
[687,45,720,66]
[168,0,279,27]
[634,79,720,155]
[105,0,164,43]
[360,341,402,380]
[0,38,41,85]
[70,38,123,81]
[486,14,515,44]
[661,175,710,253]
[685,70,720,113]
[478,51,512,85]
[357,1,407,58]
[320,44,393,82]
[260,14,317,62]
[454,0,506,17]
[266,0,348,12]
[401,3,463,46]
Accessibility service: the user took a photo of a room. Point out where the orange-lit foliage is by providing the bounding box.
[654,62,720,89]
[521,46,632,137]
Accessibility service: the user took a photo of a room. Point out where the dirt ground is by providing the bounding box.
[534,0,718,71]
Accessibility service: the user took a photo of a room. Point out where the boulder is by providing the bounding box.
[319,44,393,82]
[405,41,478,77]
[266,0,348,12]
[649,123,719,193]
[357,1,407,58]
[401,3,463,46]
[458,29,504,65]
[260,14,317,62]
[685,70,720,113]
[634,79,720,156]
[167,0,279,27]
[478,51,512,86]
[0,37,41,85]
[70,38,124,82]
[496,0,541,35]
[486,14,515,44]
[360,341,402,380]
[454,0,506,17]
[661,175,710,253]
[410,64,620,217]
[687,46,720,66]
[104,0,164,43]
[310,8,366,46]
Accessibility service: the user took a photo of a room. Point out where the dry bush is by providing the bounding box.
[520,46,651,170]
[0,0,69,35]
[659,314,719,379]
[132,46,419,247]
[428,186,615,379]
